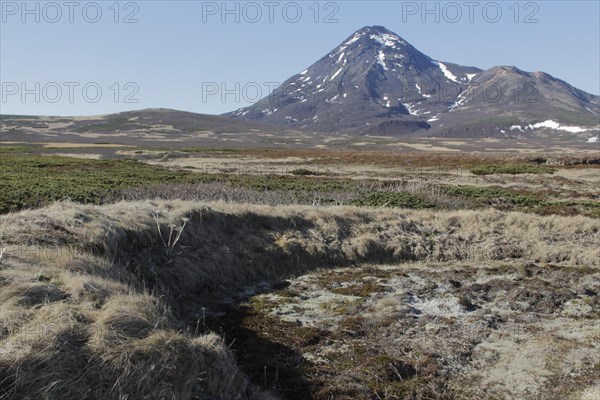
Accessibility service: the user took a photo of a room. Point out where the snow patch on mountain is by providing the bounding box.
[450,89,470,111]
[510,121,588,134]
[432,61,458,83]
[377,50,388,71]
[330,67,343,81]
[325,94,340,104]
[416,84,432,99]
[530,120,587,133]
[585,107,598,115]
[344,33,363,46]
[404,102,422,116]
[370,33,404,47]
[233,109,250,117]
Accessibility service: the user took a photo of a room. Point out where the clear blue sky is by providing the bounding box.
[1,0,598,116]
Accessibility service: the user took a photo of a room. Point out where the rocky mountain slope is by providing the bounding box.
[227,26,600,137]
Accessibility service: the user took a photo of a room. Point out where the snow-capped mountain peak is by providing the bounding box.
[226,26,599,137]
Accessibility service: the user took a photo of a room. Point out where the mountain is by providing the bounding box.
[226,26,600,137]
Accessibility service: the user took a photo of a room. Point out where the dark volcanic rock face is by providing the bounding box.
[226,26,481,135]
[226,26,599,138]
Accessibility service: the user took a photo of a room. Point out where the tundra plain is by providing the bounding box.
[0,140,599,399]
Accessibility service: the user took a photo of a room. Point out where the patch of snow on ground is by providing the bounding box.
[300,69,308,75]
[510,121,588,133]
[344,33,362,46]
[587,136,598,143]
[531,120,561,129]
[428,116,439,122]
[466,73,477,81]
[416,84,432,98]
[330,67,343,81]
[529,120,587,133]
[377,50,388,71]
[370,33,404,47]
[404,102,421,116]
[337,52,345,64]
[432,61,458,83]
[449,89,469,111]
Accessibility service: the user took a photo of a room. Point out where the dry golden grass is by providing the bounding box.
[0,200,598,399]
[0,205,281,398]
[41,143,134,148]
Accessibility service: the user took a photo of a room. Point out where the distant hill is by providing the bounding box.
[0,108,307,147]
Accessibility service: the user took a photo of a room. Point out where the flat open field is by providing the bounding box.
[2,142,599,218]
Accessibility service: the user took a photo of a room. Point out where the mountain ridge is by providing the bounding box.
[226,25,599,137]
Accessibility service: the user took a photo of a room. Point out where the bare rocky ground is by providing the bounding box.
[206,262,600,400]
